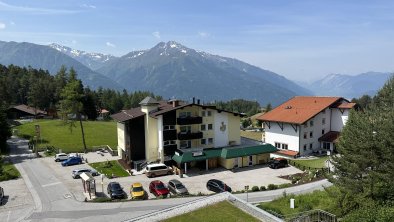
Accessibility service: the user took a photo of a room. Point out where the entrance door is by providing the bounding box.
[248,156,253,166]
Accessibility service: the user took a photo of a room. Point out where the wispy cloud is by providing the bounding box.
[0,22,5,30]
[106,42,116,47]
[80,4,96,9]
[152,31,161,39]
[10,21,15,25]
[0,1,79,14]
[198,32,210,38]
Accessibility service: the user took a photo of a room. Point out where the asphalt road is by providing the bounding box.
[2,137,332,221]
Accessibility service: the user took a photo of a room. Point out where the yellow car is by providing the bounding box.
[130,182,145,199]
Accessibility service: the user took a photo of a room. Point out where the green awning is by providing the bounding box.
[172,144,277,163]
[172,148,222,163]
[220,144,277,159]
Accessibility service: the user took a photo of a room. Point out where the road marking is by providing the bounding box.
[6,211,11,222]
[42,182,61,187]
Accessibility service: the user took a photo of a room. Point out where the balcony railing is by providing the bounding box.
[163,144,178,156]
[177,116,202,125]
[163,130,177,141]
[177,131,203,140]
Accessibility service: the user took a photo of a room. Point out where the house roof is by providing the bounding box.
[172,144,277,163]
[257,96,343,124]
[274,149,299,157]
[319,131,340,143]
[139,96,159,105]
[111,108,145,122]
[220,144,277,159]
[334,102,356,109]
[10,104,47,116]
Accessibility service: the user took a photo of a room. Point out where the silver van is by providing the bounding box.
[145,163,172,178]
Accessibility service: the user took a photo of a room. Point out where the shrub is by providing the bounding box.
[278,183,291,189]
[268,184,278,190]
[251,186,260,192]
[260,186,266,191]
[90,197,112,202]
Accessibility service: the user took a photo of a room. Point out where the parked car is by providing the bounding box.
[54,153,69,162]
[168,179,188,195]
[206,179,232,193]
[72,168,98,179]
[61,156,83,166]
[130,182,145,199]
[145,163,172,178]
[269,158,288,169]
[149,180,170,197]
[107,182,126,199]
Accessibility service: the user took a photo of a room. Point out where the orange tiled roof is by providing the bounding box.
[275,149,299,157]
[257,96,343,124]
[335,102,356,109]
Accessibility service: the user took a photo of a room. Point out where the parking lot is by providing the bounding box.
[42,152,302,201]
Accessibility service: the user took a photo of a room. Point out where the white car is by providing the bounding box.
[54,153,69,162]
[72,168,99,179]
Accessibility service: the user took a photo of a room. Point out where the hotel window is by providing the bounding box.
[163,125,175,130]
[207,111,212,116]
[208,124,213,130]
[179,112,191,118]
[310,131,313,138]
[180,126,191,133]
[208,138,214,144]
[164,140,176,146]
[180,140,191,149]
[201,138,206,145]
[310,120,314,127]
[322,129,325,135]
[282,144,288,150]
[322,118,326,125]
[303,132,307,139]
[275,142,281,148]
[303,145,307,151]
[201,124,206,131]
[304,123,308,128]
[309,143,313,150]
[201,111,206,116]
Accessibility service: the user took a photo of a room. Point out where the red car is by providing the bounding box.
[149,180,169,197]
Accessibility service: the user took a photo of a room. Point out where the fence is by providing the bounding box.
[285,209,337,222]
[92,145,118,156]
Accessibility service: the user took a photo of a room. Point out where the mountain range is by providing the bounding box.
[304,72,392,99]
[0,40,390,105]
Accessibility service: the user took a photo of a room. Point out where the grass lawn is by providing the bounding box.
[0,159,21,182]
[240,130,262,141]
[89,160,129,178]
[258,187,340,218]
[163,201,260,222]
[15,119,117,153]
[291,156,330,169]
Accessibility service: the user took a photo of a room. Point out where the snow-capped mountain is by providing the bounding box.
[97,41,312,105]
[49,43,117,70]
[306,72,392,99]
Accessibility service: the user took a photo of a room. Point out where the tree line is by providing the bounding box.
[0,64,162,120]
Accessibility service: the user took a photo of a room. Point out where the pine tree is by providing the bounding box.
[0,105,11,154]
[332,75,394,215]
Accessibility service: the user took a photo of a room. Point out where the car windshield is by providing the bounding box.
[112,184,121,190]
[175,184,185,189]
[132,187,143,192]
[156,184,166,189]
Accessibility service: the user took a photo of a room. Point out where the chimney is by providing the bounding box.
[172,100,179,107]
[192,97,195,104]
[197,99,200,105]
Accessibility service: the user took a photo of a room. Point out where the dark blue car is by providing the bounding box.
[61,156,83,166]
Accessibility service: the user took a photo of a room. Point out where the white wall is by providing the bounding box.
[117,122,126,157]
[265,122,299,152]
[157,115,164,162]
[331,108,349,132]
[214,111,229,147]
[299,108,330,155]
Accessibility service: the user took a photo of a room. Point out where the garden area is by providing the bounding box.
[163,201,260,222]
[15,119,117,153]
[89,160,129,178]
[0,158,20,182]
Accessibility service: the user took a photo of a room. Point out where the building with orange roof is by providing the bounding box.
[257,96,356,157]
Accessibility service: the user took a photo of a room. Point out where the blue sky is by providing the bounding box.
[0,0,393,81]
